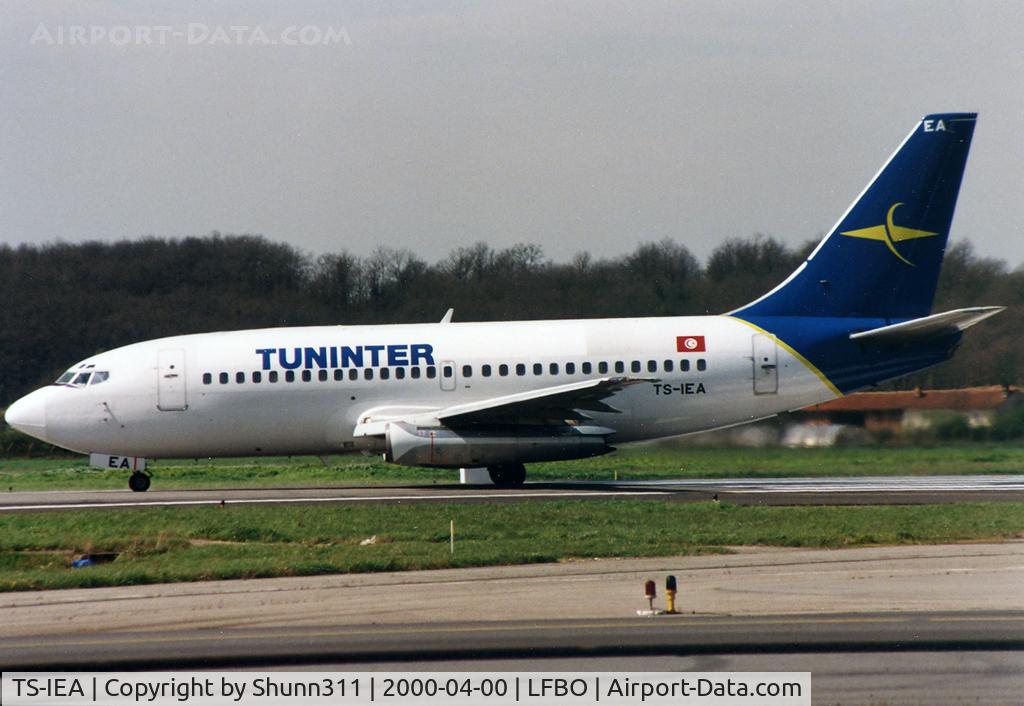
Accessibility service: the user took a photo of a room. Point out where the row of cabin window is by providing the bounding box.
[200,358,708,387]
[203,367,438,385]
[468,359,707,378]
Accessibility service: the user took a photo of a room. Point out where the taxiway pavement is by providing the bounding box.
[3,542,1022,668]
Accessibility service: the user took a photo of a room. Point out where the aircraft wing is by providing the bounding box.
[352,377,654,437]
[437,376,655,426]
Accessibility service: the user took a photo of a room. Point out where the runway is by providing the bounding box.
[2,474,1022,512]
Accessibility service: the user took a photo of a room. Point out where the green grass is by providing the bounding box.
[1,500,1022,592]
[2,444,1024,492]
[0,455,445,491]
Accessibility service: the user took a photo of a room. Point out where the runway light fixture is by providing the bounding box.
[666,575,678,614]
[644,579,656,611]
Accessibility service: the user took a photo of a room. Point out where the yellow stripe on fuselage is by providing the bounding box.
[726,316,842,397]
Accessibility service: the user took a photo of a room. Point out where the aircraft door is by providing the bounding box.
[752,334,779,395]
[157,349,188,411]
[440,360,456,391]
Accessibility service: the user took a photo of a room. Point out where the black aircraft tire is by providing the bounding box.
[129,472,151,492]
[488,462,526,487]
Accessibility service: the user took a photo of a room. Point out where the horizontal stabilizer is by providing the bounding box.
[849,307,1004,344]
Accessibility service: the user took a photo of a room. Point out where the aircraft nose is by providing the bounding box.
[4,388,48,439]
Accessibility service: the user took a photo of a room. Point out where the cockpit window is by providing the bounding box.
[55,368,110,387]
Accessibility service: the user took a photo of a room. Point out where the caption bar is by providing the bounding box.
[2,672,809,706]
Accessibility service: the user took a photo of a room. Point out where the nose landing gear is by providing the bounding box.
[128,471,151,492]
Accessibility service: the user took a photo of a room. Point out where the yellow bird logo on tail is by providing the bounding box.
[840,202,938,266]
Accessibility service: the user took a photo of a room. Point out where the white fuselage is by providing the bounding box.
[12,315,835,459]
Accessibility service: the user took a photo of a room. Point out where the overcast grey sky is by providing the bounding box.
[2,1,1022,266]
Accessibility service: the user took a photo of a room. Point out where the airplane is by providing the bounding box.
[5,112,1003,491]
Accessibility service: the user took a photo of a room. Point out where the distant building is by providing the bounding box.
[667,386,1021,447]
[797,386,1021,433]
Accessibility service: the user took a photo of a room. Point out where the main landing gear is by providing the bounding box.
[128,471,151,492]
[487,462,527,488]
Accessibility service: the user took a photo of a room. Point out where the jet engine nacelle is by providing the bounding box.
[384,421,613,468]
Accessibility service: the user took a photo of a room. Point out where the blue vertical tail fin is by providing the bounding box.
[734,113,976,320]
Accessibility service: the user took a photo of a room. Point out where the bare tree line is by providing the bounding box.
[1,233,1020,406]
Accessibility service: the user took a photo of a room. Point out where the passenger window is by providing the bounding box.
[680,359,691,372]
[203,373,212,385]
[499,364,509,376]
[533,363,543,375]
[90,371,109,385]
[663,360,674,373]
[318,370,328,382]
[301,370,312,382]
[395,367,406,380]
[614,361,625,374]
[598,362,609,374]
[647,360,657,373]
[411,367,421,379]
[566,362,576,374]
[462,365,472,378]
[349,369,358,381]
[253,371,262,383]
[380,368,390,380]
[482,364,492,377]
[516,363,526,376]
[269,371,279,383]
[364,369,374,380]
[427,366,438,379]
[697,358,707,371]
[219,372,228,384]
[631,361,641,373]
[443,365,453,378]
[582,362,592,374]
[549,362,559,375]
[334,369,344,381]
[285,371,295,383]
[236,372,245,384]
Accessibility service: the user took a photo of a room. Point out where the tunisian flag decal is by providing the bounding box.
[676,335,706,352]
